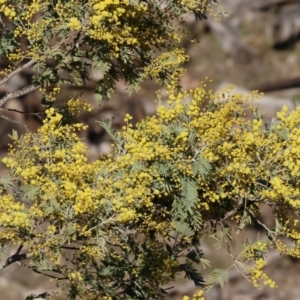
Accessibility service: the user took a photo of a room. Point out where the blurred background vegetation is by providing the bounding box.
[0,0,300,299]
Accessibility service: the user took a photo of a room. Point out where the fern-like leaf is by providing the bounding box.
[97,119,123,151]
[180,263,205,287]
[186,247,204,264]
[192,156,211,179]
[173,221,193,238]
[206,268,229,288]
[181,177,198,213]
[20,185,40,202]
[0,172,14,189]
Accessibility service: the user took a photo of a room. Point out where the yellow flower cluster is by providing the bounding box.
[3,0,215,99]
[65,98,93,117]
[79,245,102,258]
[0,1,16,19]
[22,0,41,20]
[68,271,83,282]
[68,17,81,31]
[246,258,277,289]
[239,241,277,288]
[2,83,300,295]
[89,0,147,47]
[144,48,189,86]
[8,49,23,62]
[240,241,267,260]
[183,290,205,300]
[0,192,31,231]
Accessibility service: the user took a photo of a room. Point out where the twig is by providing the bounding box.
[220,197,244,223]
[248,209,276,236]
[1,108,44,120]
[60,246,80,250]
[0,84,40,108]
[15,244,23,255]
[16,261,68,280]
[1,251,32,269]
[0,115,30,132]
[17,262,68,280]
[0,59,36,87]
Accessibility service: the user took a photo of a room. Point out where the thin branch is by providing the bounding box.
[0,84,40,108]
[0,59,36,87]
[1,108,44,120]
[15,244,23,255]
[220,197,244,223]
[18,262,68,280]
[16,261,68,280]
[1,252,32,269]
[248,209,276,236]
[60,246,80,250]
[0,115,30,132]
[1,246,67,280]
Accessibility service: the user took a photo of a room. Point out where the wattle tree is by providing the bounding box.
[0,1,299,300]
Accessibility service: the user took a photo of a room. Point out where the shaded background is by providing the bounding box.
[0,0,300,299]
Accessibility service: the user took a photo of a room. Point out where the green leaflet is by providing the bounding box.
[167,122,185,136]
[157,163,169,177]
[0,28,18,56]
[20,185,40,202]
[94,83,111,102]
[97,119,123,151]
[7,129,18,141]
[91,59,111,74]
[126,70,145,95]
[96,266,115,278]
[172,197,202,237]
[180,177,198,213]
[163,180,173,193]
[153,162,175,192]
[61,223,76,244]
[119,47,135,64]
[41,198,62,215]
[188,131,197,144]
[131,162,144,172]
[112,170,125,180]
[172,201,188,222]
[206,268,229,289]
[180,263,206,287]
[171,177,203,231]
[30,252,54,272]
[0,172,14,189]
[274,126,289,141]
[192,156,212,179]
[211,0,229,17]
[237,209,252,231]
[186,247,205,264]
[173,221,193,238]
[270,117,281,131]
[70,69,84,86]
[32,60,46,72]
[155,161,175,177]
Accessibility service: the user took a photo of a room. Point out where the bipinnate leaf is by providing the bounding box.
[20,185,40,202]
[192,156,211,179]
[180,263,206,287]
[0,172,14,189]
[97,119,123,150]
[206,268,229,289]
[186,247,204,264]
